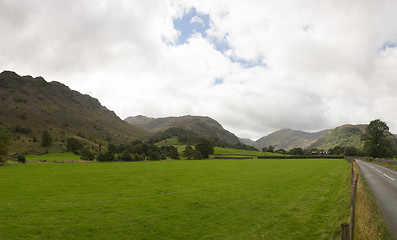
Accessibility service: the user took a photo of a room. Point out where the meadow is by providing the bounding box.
[0,159,350,239]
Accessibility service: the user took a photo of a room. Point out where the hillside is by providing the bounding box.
[308,124,366,150]
[125,115,240,144]
[0,71,149,154]
[253,129,330,150]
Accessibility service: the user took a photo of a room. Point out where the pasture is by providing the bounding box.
[0,159,350,239]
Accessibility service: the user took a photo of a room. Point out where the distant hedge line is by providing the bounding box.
[257,155,344,159]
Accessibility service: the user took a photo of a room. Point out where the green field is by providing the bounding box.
[25,152,81,162]
[1,159,350,239]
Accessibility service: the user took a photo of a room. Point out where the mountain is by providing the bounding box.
[253,129,330,150]
[239,138,256,146]
[307,124,366,150]
[125,115,240,144]
[0,71,149,154]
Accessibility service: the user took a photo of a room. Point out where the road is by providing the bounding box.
[355,159,397,237]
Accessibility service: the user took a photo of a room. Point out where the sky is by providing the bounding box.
[1,0,397,140]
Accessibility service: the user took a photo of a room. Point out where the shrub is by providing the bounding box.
[17,155,26,163]
[97,151,115,162]
[80,148,95,161]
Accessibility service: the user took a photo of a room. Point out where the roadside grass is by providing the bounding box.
[25,152,81,162]
[1,159,349,239]
[353,162,394,239]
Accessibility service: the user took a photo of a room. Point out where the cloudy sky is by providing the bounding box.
[2,0,397,140]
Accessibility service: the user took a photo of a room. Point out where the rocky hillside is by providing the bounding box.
[0,71,149,154]
[308,124,366,150]
[125,115,240,144]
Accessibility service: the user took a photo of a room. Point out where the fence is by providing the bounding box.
[341,159,359,240]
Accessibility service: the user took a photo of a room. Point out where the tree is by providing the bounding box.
[67,138,83,154]
[0,126,12,165]
[267,145,274,153]
[183,145,202,160]
[262,147,268,153]
[288,148,304,155]
[41,130,52,147]
[344,146,362,157]
[97,151,115,162]
[195,138,214,159]
[80,148,95,161]
[361,119,394,158]
[275,149,286,154]
[119,151,133,161]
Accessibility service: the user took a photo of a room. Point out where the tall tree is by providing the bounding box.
[361,119,394,158]
[195,138,214,159]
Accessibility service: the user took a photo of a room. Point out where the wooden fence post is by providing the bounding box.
[341,223,349,240]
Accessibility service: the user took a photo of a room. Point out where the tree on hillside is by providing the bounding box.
[195,138,214,159]
[41,130,52,147]
[67,138,83,154]
[80,148,95,161]
[361,119,394,158]
[0,126,12,165]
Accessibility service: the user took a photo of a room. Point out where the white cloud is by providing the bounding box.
[2,0,397,140]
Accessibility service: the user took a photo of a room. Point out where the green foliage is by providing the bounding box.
[0,126,11,157]
[118,151,133,161]
[66,138,84,154]
[267,145,275,153]
[80,148,95,161]
[183,145,202,160]
[40,130,52,147]
[361,119,394,158]
[12,125,32,135]
[132,153,144,161]
[96,151,115,162]
[16,155,26,163]
[160,145,180,160]
[195,138,214,159]
[0,159,350,239]
[343,146,364,157]
[275,149,286,154]
[288,147,304,155]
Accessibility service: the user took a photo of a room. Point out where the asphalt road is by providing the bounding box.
[355,159,397,237]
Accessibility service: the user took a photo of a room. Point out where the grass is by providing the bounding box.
[1,159,350,239]
[213,147,263,156]
[25,152,81,162]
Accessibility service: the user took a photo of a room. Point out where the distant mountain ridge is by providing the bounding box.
[0,71,149,154]
[125,115,240,144]
[253,129,330,150]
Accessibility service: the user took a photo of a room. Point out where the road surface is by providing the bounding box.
[355,159,397,237]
